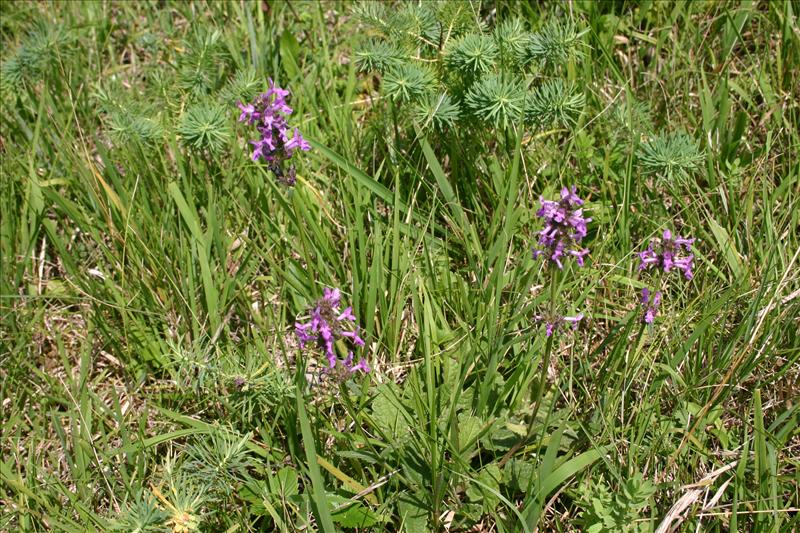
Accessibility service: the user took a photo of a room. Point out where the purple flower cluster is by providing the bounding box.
[638,229,695,280]
[295,288,370,374]
[534,312,584,337]
[532,186,592,269]
[238,78,311,185]
[637,228,695,324]
[640,288,661,324]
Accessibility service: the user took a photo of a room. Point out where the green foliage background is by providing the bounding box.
[1,1,798,531]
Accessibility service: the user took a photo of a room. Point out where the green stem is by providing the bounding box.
[525,271,559,437]
[526,333,554,438]
[500,269,560,466]
[623,320,647,377]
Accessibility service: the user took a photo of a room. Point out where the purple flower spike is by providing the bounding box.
[327,352,338,369]
[641,288,662,324]
[638,229,696,280]
[341,352,370,373]
[532,186,592,269]
[294,288,370,378]
[237,79,310,185]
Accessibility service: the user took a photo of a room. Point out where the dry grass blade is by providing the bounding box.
[656,461,738,533]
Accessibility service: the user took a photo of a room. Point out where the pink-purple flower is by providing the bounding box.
[640,288,661,324]
[532,186,592,269]
[284,127,311,155]
[295,288,370,374]
[237,102,257,124]
[237,78,310,185]
[638,229,695,280]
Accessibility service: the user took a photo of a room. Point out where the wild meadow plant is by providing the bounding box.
[2,2,798,532]
[237,78,311,185]
[638,230,696,324]
[295,288,370,376]
[353,3,586,134]
[501,186,590,463]
[531,185,590,335]
[352,0,587,211]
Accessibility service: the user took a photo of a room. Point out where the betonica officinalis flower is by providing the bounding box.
[532,186,592,269]
[295,288,370,375]
[529,185,591,337]
[517,186,591,457]
[238,78,311,186]
[637,228,695,324]
[640,288,662,324]
[638,229,695,280]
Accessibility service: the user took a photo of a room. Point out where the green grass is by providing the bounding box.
[1,1,798,531]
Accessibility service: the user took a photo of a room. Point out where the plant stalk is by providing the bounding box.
[500,268,559,466]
